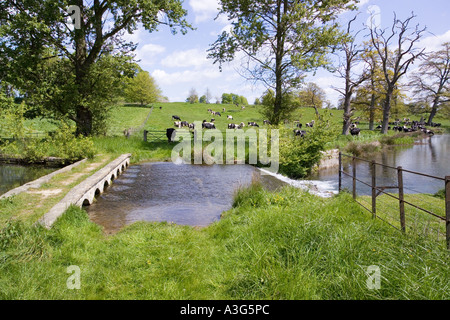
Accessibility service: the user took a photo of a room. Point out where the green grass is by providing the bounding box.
[0,185,448,299]
[358,192,447,241]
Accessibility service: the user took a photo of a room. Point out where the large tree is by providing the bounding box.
[0,0,191,136]
[410,42,450,125]
[125,70,162,106]
[208,0,356,124]
[332,16,369,135]
[369,12,426,134]
[296,82,327,118]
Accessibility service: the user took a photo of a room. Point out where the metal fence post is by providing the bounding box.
[338,152,342,193]
[352,156,356,200]
[445,176,450,250]
[371,161,376,219]
[397,166,406,232]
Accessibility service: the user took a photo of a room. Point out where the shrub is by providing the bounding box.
[278,117,337,178]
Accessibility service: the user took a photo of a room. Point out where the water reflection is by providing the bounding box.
[86,162,287,233]
[0,164,56,195]
[309,134,450,195]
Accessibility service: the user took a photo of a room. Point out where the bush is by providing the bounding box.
[278,117,337,178]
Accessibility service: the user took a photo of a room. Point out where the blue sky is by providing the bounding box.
[124,0,450,106]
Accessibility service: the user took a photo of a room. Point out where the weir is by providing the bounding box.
[38,154,131,229]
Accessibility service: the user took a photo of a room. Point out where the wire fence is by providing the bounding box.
[338,152,450,249]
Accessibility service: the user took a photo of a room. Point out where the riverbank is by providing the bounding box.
[0,183,448,299]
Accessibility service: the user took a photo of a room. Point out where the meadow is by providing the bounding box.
[0,102,449,300]
[0,185,448,300]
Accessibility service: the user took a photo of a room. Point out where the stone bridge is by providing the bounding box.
[39,153,131,229]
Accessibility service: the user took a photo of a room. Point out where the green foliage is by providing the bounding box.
[208,0,354,123]
[260,89,297,123]
[0,0,191,136]
[433,189,445,199]
[0,106,95,162]
[186,88,199,104]
[124,71,162,106]
[278,115,337,178]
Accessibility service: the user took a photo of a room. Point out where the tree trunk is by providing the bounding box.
[342,94,352,135]
[272,0,285,125]
[76,106,93,136]
[381,90,393,134]
[369,93,376,130]
[426,96,440,126]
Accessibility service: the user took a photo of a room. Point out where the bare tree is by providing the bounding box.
[410,42,450,125]
[369,12,426,134]
[333,16,369,135]
[204,88,213,104]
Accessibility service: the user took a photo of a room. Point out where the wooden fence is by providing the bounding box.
[338,152,450,249]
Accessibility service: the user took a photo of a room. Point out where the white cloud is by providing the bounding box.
[160,48,209,68]
[123,25,145,44]
[151,68,222,86]
[135,44,166,66]
[189,0,221,24]
[418,30,450,53]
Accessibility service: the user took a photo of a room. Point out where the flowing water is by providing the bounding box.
[86,134,450,233]
[87,162,290,233]
[0,164,56,196]
[308,134,450,196]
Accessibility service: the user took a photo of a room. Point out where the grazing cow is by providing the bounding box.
[350,128,361,136]
[202,120,216,129]
[227,115,233,120]
[241,106,245,110]
[166,128,176,143]
[189,123,195,129]
[422,128,435,136]
[240,122,245,128]
[228,123,236,129]
[306,120,315,128]
[263,120,272,125]
[172,115,181,121]
[223,108,226,112]
[294,129,306,137]
[211,118,215,122]
[248,122,259,127]
[207,108,212,113]
[174,121,182,128]
[296,123,303,128]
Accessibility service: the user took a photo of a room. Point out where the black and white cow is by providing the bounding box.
[350,128,361,136]
[172,115,181,121]
[166,128,176,143]
[294,129,306,137]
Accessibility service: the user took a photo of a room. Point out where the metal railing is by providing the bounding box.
[338,152,450,249]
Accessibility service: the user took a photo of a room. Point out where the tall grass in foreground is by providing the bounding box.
[0,184,448,299]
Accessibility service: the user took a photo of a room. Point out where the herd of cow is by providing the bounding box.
[375,118,439,136]
[165,112,440,143]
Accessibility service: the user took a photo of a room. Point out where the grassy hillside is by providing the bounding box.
[106,102,343,136]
